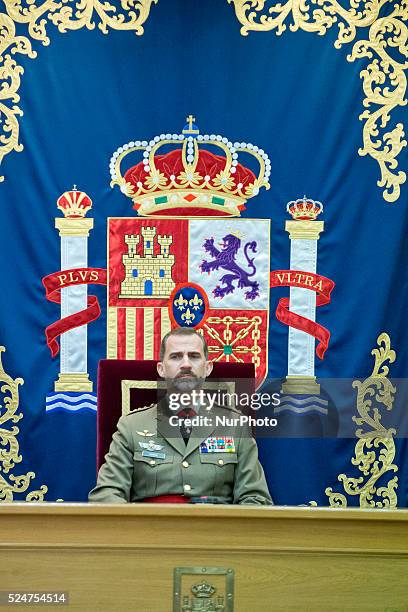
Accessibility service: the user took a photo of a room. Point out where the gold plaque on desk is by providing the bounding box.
[174,567,234,612]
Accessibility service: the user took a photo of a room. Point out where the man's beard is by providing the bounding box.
[167,373,205,393]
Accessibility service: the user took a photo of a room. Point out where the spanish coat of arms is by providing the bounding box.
[44,116,333,412]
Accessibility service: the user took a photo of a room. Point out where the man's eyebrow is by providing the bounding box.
[167,350,202,357]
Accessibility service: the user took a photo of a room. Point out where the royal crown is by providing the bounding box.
[190,582,216,599]
[57,186,93,218]
[109,115,270,217]
[287,196,323,220]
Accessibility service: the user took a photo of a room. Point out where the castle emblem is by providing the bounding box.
[120,226,175,299]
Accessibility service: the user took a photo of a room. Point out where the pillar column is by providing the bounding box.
[54,217,94,392]
[281,219,324,395]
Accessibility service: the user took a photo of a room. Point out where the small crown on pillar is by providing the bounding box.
[287,195,323,220]
[57,186,93,218]
[109,116,271,217]
[191,582,216,598]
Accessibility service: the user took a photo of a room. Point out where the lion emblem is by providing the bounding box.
[200,234,259,300]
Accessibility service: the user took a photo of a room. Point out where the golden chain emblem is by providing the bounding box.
[204,314,263,371]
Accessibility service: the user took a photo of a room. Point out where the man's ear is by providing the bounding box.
[205,360,213,377]
[157,361,164,378]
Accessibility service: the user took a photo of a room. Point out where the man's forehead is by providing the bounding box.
[165,334,205,355]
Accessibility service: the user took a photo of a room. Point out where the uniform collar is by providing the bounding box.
[156,396,218,458]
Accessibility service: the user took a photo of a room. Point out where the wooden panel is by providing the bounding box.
[0,505,407,611]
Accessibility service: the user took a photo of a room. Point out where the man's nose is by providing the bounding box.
[180,354,192,368]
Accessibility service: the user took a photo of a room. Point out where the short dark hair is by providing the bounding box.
[159,328,208,360]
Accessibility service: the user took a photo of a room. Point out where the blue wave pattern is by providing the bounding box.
[276,396,329,415]
[45,392,97,413]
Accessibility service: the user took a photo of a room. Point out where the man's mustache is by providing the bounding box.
[175,372,197,379]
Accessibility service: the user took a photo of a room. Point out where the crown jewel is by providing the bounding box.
[110,116,270,217]
[57,186,92,218]
[287,196,323,220]
[190,582,216,598]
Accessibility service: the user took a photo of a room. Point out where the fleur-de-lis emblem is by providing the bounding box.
[170,282,208,331]
[189,293,203,311]
[181,308,195,325]
[174,294,188,311]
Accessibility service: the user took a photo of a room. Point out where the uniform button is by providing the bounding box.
[149,460,156,466]
[182,461,189,468]
[184,484,191,492]
[218,459,224,466]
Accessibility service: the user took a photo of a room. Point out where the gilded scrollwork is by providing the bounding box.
[49,0,159,36]
[229,0,407,203]
[1,0,405,201]
[350,10,407,202]
[0,346,48,501]
[0,0,158,180]
[0,11,36,183]
[324,333,399,508]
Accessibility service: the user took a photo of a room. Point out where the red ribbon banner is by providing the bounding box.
[270,270,335,359]
[43,268,107,357]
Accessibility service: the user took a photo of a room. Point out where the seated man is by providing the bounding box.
[89,327,272,505]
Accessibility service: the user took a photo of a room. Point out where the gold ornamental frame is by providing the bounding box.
[229,0,407,203]
[309,332,399,508]
[0,0,406,201]
[0,346,47,501]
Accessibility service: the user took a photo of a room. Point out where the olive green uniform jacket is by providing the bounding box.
[89,402,272,505]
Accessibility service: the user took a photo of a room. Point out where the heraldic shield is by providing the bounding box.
[107,217,270,387]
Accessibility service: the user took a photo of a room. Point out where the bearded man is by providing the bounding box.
[89,328,272,505]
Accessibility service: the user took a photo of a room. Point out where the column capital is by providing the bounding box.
[55,218,94,237]
[281,375,320,395]
[55,373,93,392]
[285,220,324,240]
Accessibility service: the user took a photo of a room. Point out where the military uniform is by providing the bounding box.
[89,401,272,505]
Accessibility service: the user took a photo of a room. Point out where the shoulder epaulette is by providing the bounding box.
[127,402,156,415]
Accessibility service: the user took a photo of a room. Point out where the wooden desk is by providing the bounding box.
[0,504,407,611]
